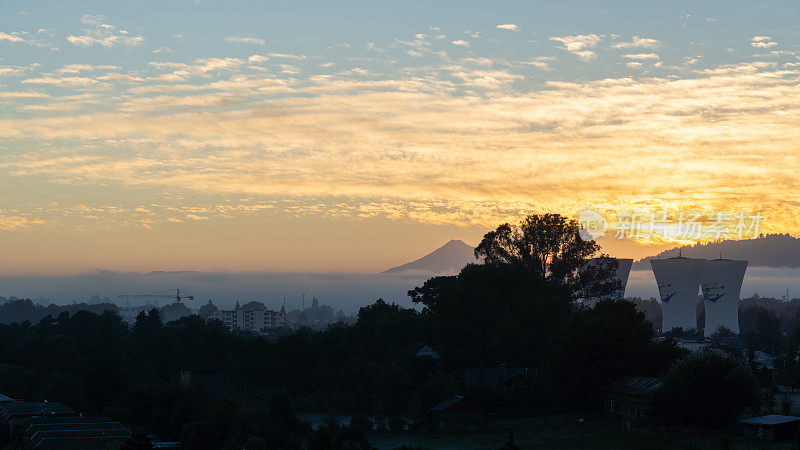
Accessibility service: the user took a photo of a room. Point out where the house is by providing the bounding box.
[0,401,133,448]
[740,415,800,440]
[24,416,132,449]
[744,349,776,370]
[464,367,536,390]
[0,401,77,432]
[430,395,483,432]
[603,376,662,420]
[415,345,440,360]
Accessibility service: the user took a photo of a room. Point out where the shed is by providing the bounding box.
[740,415,800,441]
[430,395,483,431]
[603,376,662,419]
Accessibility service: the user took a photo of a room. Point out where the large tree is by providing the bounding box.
[544,299,685,412]
[650,352,757,428]
[474,213,619,298]
[408,213,625,367]
[409,263,573,367]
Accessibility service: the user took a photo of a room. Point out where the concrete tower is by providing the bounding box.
[702,259,748,336]
[579,257,634,306]
[650,258,708,332]
[612,258,634,300]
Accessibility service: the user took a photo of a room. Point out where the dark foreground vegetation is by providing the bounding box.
[0,214,784,449]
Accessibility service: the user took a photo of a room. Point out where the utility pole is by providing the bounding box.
[302,293,305,311]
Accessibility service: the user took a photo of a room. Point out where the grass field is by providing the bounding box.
[369,416,800,449]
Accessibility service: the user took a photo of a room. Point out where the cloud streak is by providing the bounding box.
[496,24,518,31]
[550,34,601,61]
[67,15,144,47]
[751,36,777,48]
[225,36,266,45]
[0,32,26,43]
[622,53,659,60]
[613,36,660,49]
[1,58,798,237]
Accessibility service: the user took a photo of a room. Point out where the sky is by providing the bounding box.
[1,0,799,275]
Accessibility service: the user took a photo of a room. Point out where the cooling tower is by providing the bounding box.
[650,258,708,332]
[613,258,633,300]
[579,257,633,306]
[702,259,748,336]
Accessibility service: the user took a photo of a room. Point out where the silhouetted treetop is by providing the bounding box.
[474,213,618,297]
[476,214,599,277]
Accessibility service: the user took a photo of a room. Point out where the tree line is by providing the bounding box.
[0,214,767,448]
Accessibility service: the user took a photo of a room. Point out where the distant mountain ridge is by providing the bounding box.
[632,234,800,270]
[383,240,478,274]
[382,234,800,274]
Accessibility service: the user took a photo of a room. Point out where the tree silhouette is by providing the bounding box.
[651,352,757,428]
[197,300,218,319]
[545,299,684,411]
[474,213,619,298]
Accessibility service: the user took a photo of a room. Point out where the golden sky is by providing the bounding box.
[1,2,798,274]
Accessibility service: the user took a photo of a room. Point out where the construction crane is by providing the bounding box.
[118,288,195,303]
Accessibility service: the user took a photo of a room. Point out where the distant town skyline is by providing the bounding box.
[1,0,798,274]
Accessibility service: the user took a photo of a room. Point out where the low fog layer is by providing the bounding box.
[1,267,799,313]
[0,272,429,314]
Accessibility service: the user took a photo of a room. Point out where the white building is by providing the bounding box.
[579,257,633,306]
[651,257,708,332]
[702,259,748,336]
[610,258,633,300]
[212,306,285,332]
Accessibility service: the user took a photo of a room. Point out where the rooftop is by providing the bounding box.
[0,401,76,422]
[740,415,800,426]
[431,395,481,412]
[605,376,662,396]
[432,395,464,412]
[415,345,441,359]
[19,416,132,448]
